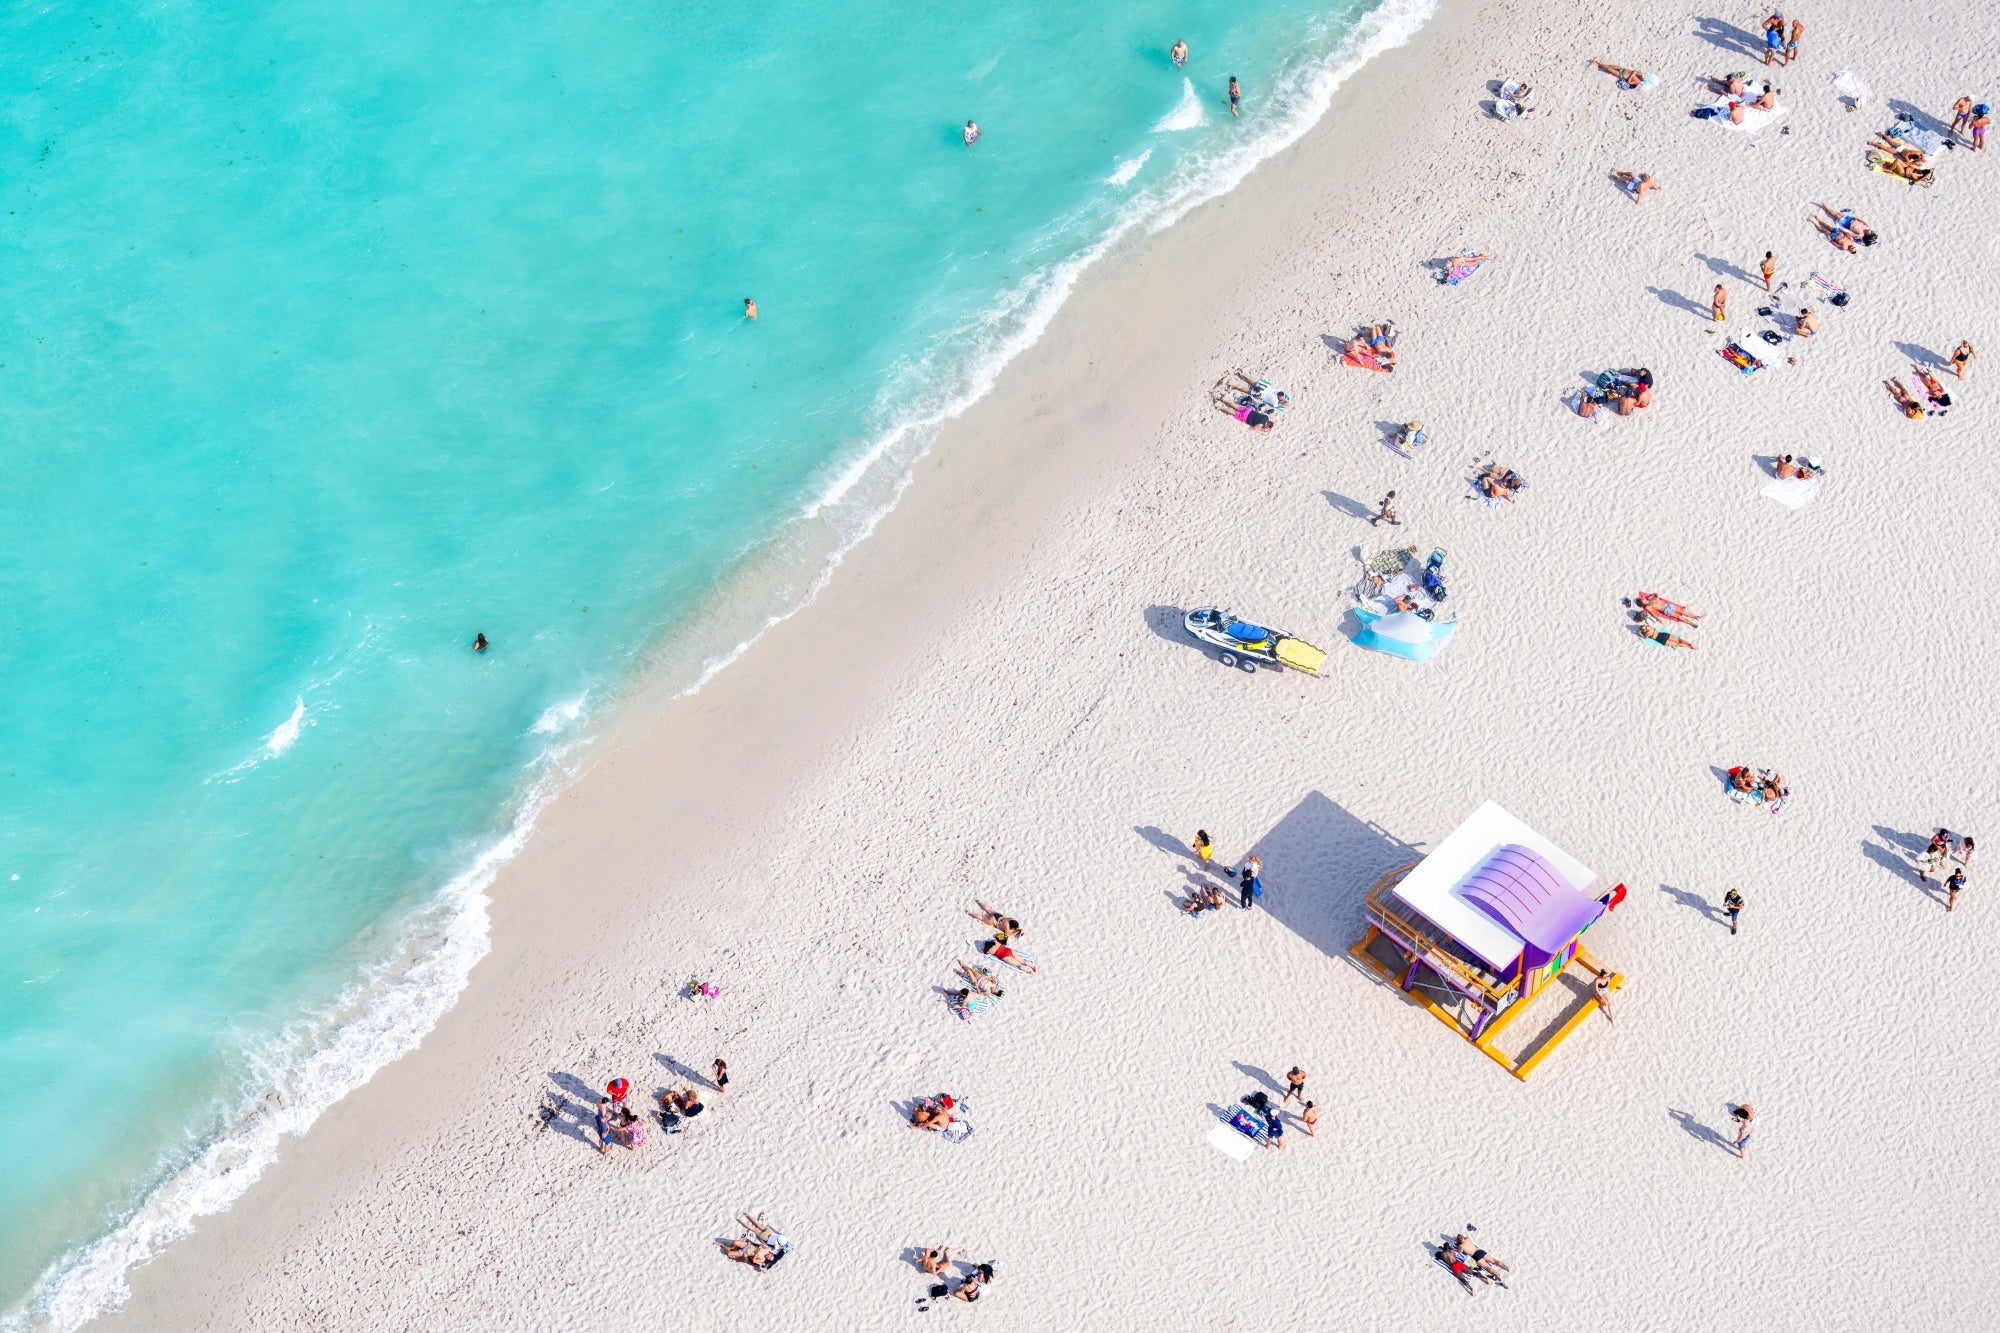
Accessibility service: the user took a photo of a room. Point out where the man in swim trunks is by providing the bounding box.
[1762,13,1785,66]
[1370,491,1399,526]
[1723,889,1745,934]
[1228,77,1241,118]
[1452,1233,1511,1281]
[1171,40,1187,68]
[743,297,757,319]
[1283,1066,1308,1104]
[1731,1103,1756,1158]
[1784,18,1802,66]
[1953,97,1976,135]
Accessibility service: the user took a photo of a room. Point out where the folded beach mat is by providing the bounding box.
[1761,477,1820,509]
[941,1119,975,1144]
[1208,1120,1258,1161]
[1274,637,1328,675]
[1351,607,1457,662]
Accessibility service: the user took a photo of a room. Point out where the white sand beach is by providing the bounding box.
[102,0,2000,1327]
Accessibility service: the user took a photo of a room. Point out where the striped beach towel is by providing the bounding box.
[1719,342,1765,375]
[1805,272,1845,301]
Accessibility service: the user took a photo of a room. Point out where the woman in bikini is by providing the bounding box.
[1638,624,1696,650]
[1214,397,1275,431]
[1884,378,1924,419]
[1812,218,1858,253]
[967,901,1022,938]
[1592,60,1649,89]
[953,960,1005,995]
[1913,365,1952,407]
[1815,203,1875,243]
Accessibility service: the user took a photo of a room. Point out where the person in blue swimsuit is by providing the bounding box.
[1762,13,1786,66]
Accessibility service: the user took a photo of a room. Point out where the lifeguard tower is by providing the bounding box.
[1348,801,1623,1080]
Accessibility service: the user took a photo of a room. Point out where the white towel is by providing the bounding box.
[1708,81,1785,134]
[1761,477,1820,509]
[1208,1121,1258,1161]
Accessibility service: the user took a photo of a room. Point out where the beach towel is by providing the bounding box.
[1342,349,1392,373]
[941,1119,975,1144]
[986,945,1037,974]
[1719,343,1765,375]
[1208,1120,1258,1161]
[1761,477,1821,509]
[948,991,997,1020]
[1442,252,1488,286]
[1227,1108,1268,1144]
[1886,118,1948,156]
[1831,70,1871,110]
[1804,272,1846,303]
[1702,81,1784,134]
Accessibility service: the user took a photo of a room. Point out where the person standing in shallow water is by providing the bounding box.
[1170,39,1187,68]
[743,297,757,319]
[1228,77,1242,118]
[963,120,980,146]
[472,632,488,653]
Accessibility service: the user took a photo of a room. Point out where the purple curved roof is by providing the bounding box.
[1460,844,1603,954]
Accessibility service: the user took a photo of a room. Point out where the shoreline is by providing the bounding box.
[101,0,2000,1327]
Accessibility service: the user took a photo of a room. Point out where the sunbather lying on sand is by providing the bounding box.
[1477,463,1524,502]
[1611,170,1657,202]
[1636,593,1701,626]
[967,900,1022,938]
[1758,773,1787,803]
[1707,71,1748,96]
[1885,378,1924,419]
[1453,1235,1512,1279]
[1913,365,1952,407]
[1812,218,1859,253]
[1869,134,1925,165]
[1342,323,1397,366]
[953,960,1005,994]
[1180,882,1225,914]
[1223,370,1290,410]
[1436,1246,1479,1295]
[1816,203,1876,244]
[1213,398,1275,432]
[1638,624,1697,649]
[1592,60,1652,89]
[719,1214,787,1268]
[978,938,1038,972]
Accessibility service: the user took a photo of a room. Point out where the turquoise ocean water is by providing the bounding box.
[0,0,1432,1323]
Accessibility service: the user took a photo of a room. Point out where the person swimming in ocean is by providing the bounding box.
[472,632,488,653]
[743,297,757,319]
[963,120,980,145]
[1170,39,1187,68]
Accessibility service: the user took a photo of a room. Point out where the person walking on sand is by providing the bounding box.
[1950,341,1976,379]
[1760,251,1777,292]
[1731,1103,1756,1159]
[1371,491,1400,526]
[1711,285,1727,322]
[1228,77,1242,118]
[1302,1101,1321,1136]
[712,1059,729,1095]
[1193,829,1214,872]
[1761,13,1786,66]
[1784,18,1803,66]
[1723,889,1745,935]
[743,297,758,320]
[1171,39,1187,68]
[1283,1066,1308,1104]
[1947,867,1967,913]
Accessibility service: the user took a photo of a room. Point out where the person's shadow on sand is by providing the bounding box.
[1134,824,1191,860]
[1668,1107,1735,1153]
[1657,883,1720,923]
[1646,286,1714,319]
[1230,1061,1286,1096]
[1694,251,1758,285]
[1692,17,1763,58]
[1323,491,1377,520]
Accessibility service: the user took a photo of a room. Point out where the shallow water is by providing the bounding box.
[0,0,1430,1322]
